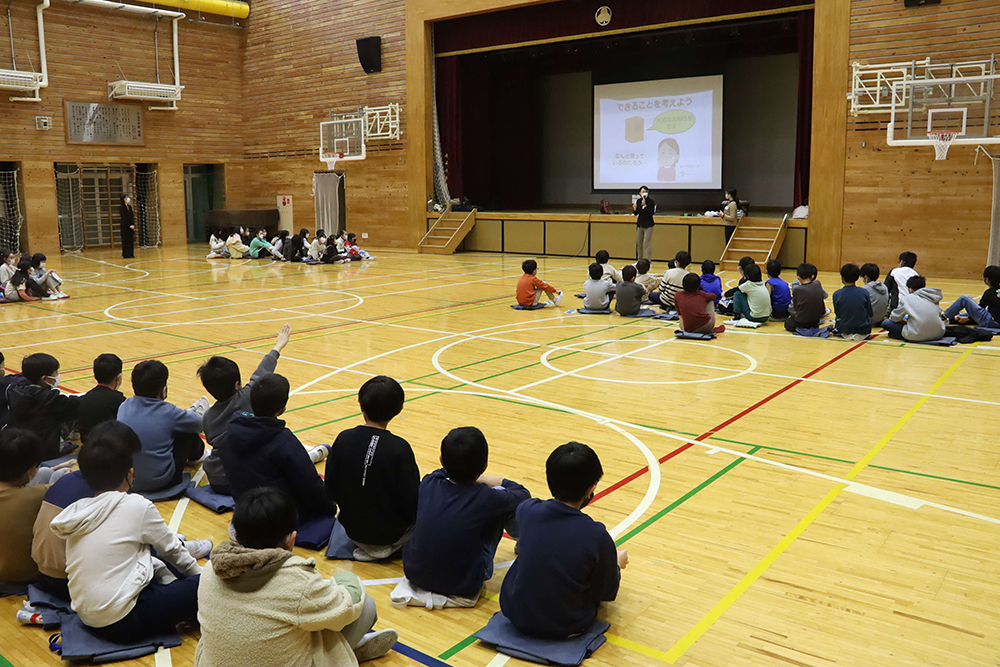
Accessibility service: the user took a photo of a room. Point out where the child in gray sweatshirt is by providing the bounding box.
[881,276,945,342]
[860,263,890,324]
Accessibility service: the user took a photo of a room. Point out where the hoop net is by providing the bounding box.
[0,169,24,252]
[928,131,958,161]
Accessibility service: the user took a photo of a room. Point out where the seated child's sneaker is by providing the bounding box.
[353,629,398,662]
[308,444,330,464]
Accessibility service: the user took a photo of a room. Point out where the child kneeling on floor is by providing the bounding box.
[402,427,530,604]
[676,273,725,334]
[50,423,210,642]
[500,442,627,639]
[516,259,563,308]
[195,487,398,666]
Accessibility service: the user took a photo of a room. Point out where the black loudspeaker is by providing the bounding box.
[356,37,382,74]
[904,0,941,6]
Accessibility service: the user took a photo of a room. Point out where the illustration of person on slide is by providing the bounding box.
[657,138,679,182]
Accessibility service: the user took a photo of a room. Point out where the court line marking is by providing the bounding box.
[512,338,673,392]
[661,345,978,663]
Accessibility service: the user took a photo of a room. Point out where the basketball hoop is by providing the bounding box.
[928,130,958,161]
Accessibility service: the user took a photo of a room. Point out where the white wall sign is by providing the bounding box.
[277,195,294,231]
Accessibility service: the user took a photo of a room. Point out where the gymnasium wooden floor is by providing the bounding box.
[2,246,999,667]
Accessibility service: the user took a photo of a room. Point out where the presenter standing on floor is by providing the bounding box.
[633,186,656,260]
[721,188,739,243]
[120,195,136,259]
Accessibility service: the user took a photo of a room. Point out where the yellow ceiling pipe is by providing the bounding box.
[140,0,249,19]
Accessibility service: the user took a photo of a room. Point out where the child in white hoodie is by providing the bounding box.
[51,422,211,642]
[881,275,946,342]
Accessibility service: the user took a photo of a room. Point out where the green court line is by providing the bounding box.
[0,653,12,667]
[439,636,477,660]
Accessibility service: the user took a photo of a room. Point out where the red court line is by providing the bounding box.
[592,337,873,503]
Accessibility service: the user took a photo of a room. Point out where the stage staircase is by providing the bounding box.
[418,206,476,254]
[719,213,788,272]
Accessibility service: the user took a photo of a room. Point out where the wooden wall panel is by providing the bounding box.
[21,161,59,254]
[844,0,1000,277]
[158,161,187,246]
[0,2,244,162]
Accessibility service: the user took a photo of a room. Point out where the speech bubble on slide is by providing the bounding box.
[649,110,696,134]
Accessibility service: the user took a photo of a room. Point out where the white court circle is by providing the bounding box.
[539,338,758,385]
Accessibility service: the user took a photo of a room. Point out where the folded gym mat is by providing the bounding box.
[794,325,834,338]
[474,612,609,666]
[911,336,958,346]
[296,515,337,550]
[652,312,679,321]
[674,330,716,340]
[511,303,547,310]
[625,308,656,318]
[574,308,612,315]
[136,474,192,502]
[325,519,358,560]
[184,485,235,513]
[28,584,71,628]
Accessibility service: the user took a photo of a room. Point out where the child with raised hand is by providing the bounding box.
[30,254,68,298]
[325,376,420,562]
[7,352,80,460]
[614,265,646,317]
[860,263,890,324]
[195,488,398,666]
[700,260,722,303]
[634,258,660,294]
[116,360,208,494]
[784,263,827,332]
[402,427,530,601]
[882,275,946,342]
[516,259,563,308]
[887,251,919,309]
[765,259,791,319]
[676,273,725,334]
[733,263,771,323]
[943,265,1000,328]
[500,442,626,639]
[198,324,302,495]
[50,422,209,642]
[77,354,127,443]
[582,263,613,311]
[833,263,873,339]
[594,250,621,284]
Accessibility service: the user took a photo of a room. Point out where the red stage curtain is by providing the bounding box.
[794,9,814,207]
[436,56,462,200]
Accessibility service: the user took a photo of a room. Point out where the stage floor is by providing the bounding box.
[2,247,995,667]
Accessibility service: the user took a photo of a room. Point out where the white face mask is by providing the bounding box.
[49,374,61,386]
[39,262,45,269]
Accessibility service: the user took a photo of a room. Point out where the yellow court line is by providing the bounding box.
[605,634,673,663]
[662,345,977,663]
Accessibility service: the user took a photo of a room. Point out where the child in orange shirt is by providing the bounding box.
[516,259,563,307]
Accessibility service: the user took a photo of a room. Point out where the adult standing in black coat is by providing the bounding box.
[633,185,656,260]
[119,195,136,259]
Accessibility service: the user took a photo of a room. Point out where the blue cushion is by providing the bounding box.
[511,303,547,310]
[28,584,71,628]
[325,519,358,560]
[625,308,656,318]
[474,612,609,666]
[184,485,235,513]
[652,312,679,321]
[675,330,716,340]
[794,325,834,338]
[574,308,612,315]
[0,580,29,598]
[296,515,337,550]
[911,336,958,346]
[58,613,182,663]
[136,474,192,502]
[39,452,77,469]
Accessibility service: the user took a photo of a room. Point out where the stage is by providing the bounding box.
[428,207,808,265]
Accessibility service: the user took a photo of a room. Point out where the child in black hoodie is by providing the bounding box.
[7,353,79,460]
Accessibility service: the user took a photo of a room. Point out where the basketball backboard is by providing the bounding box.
[320,116,366,169]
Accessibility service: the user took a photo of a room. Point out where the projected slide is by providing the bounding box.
[593,75,723,190]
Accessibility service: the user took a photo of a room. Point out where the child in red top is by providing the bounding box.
[345,232,376,260]
[675,273,725,334]
[516,259,563,308]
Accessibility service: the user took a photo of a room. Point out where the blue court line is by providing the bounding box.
[394,641,453,667]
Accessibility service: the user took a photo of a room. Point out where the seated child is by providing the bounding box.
[733,263,771,323]
[345,232,375,260]
[882,276,946,342]
[50,424,208,641]
[403,427,530,600]
[30,253,68,298]
[887,251,919,309]
[784,263,827,332]
[284,229,311,262]
[614,265,646,317]
[226,228,251,259]
[308,230,328,262]
[516,259,563,307]
[207,229,229,258]
[833,263,873,337]
[4,259,49,302]
[270,230,290,256]
[765,259,792,319]
[634,258,660,294]
[0,429,49,585]
[8,352,80,460]
[676,273,725,334]
[650,250,692,310]
[322,239,351,264]
[76,353,127,443]
[594,250,621,283]
[334,229,348,255]
[195,488,397,666]
[250,229,287,261]
[723,256,756,300]
[0,350,28,429]
[218,374,336,526]
[0,248,16,286]
[700,260,722,303]
[325,376,420,561]
[943,265,1000,328]
[582,263,613,311]
[860,263,890,324]
[199,324,300,494]
[116,360,207,493]
[500,442,627,639]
